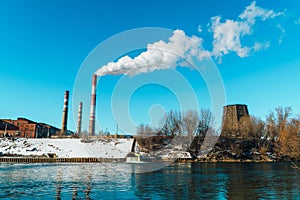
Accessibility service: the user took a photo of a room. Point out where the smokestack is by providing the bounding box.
[89,74,97,136]
[77,102,83,135]
[61,90,69,135]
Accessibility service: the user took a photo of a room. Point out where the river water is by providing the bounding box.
[0,162,299,199]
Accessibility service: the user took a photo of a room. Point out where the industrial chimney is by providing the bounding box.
[61,90,69,135]
[89,74,97,136]
[77,102,83,135]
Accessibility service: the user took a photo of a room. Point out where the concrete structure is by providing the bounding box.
[0,119,19,137]
[77,102,83,135]
[89,74,97,136]
[61,90,69,135]
[221,104,249,138]
[2,118,60,138]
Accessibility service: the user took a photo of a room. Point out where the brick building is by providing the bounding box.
[2,118,60,138]
[221,104,250,138]
[39,123,60,138]
[0,119,19,137]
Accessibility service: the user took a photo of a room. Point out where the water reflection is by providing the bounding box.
[133,163,228,199]
[85,173,92,199]
[0,162,299,199]
[133,163,299,199]
[55,167,62,200]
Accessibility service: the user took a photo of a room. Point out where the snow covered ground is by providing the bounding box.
[0,138,134,158]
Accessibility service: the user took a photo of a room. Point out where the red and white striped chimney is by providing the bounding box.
[89,74,97,136]
[61,90,69,135]
[77,102,82,135]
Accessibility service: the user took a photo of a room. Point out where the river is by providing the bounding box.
[0,162,299,199]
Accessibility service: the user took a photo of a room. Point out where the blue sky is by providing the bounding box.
[1,0,300,134]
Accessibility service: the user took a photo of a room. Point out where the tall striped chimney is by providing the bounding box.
[77,102,83,135]
[89,74,97,136]
[61,90,69,135]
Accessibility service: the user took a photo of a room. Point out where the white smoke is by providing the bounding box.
[95,1,284,76]
[95,30,209,77]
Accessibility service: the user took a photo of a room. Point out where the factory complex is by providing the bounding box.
[0,71,250,139]
[0,73,254,162]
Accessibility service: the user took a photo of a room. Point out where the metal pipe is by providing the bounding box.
[61,90,69,135]
[89,74,97,136]
[77,102,83,135]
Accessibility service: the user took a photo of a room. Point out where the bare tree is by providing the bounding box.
[181,110,199,148]
[198,109,214,137]
[275,106,291,133]
[277,121,299,159]
[265,107,292,142]
[136,124,157,137]
[265,112,278,141]
[239,116,265,140]
[160,110,182,136]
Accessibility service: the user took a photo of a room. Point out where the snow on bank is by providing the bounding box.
[0,138,134,158]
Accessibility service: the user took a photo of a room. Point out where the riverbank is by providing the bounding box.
[0,157,280,164]
[1,137,299,163]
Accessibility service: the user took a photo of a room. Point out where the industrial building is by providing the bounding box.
[0,90,76,138]
[1,118,60,138]
[221,104,250,138]
[0,119,19,137]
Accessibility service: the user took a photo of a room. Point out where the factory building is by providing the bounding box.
[0,119,19,137]
[38,123,61,138]
[3,118,38,138]
[221,104,250,138]
[1,118,60,138]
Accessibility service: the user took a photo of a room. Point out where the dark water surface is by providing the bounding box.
[0,162,299,199]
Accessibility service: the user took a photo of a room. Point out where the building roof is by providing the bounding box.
[16,117,36,124]
[0,119,19,131]
[224,104,248,107]
[38,122,60,130]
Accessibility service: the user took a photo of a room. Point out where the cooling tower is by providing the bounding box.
[221,104,249,138]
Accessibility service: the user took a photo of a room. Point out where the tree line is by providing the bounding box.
[136,106,300,160]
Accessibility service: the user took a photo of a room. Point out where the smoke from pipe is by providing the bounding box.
[95,30,209,77]
[95,3,283,77]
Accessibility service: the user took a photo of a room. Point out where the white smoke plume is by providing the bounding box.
[95,1,284,76]
[95,30,209,77]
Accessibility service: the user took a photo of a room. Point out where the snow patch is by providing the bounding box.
[0,138,134,158]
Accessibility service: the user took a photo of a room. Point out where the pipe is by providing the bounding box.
[77,102,83,135]
[61,90,69,135]
[89,74,97,136]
